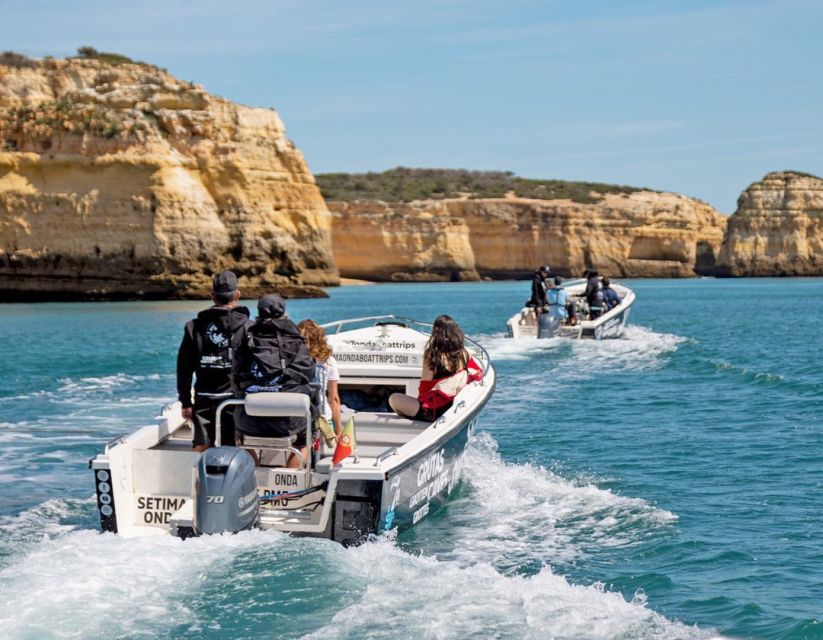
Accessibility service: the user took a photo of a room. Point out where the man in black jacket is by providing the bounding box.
[177,271,253,451]
[527,265,551,313]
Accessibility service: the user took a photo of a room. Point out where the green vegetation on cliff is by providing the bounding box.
[316,167,647,204]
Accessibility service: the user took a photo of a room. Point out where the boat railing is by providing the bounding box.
[320,315,493,376]
[214,394,312,486]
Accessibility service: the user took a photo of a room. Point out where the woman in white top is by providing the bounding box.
[298,319,343,436]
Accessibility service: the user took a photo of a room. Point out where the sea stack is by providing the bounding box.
[0,51,337,300]
[717,171,823,276]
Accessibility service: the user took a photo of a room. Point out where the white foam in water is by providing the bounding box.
[0,489,709,640]
[0,527,291,639]
[56,373,166,394]
[481,325,686,379]
[0,498,86,550]
[305,537,717,640]
[445,433,677,570]
[480,332,568,361]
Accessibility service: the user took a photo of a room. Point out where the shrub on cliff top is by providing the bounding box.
[0,51,37,68]
[316,168,647,204]
[73,46,143,66]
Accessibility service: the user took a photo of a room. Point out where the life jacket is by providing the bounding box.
[232,317,315,397]
[186,306,252,395]
[547,286,567,318]
[417,356,484,412]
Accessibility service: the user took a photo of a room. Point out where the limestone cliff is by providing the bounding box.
[716,171,823,276]
[329,191,727,280]
[0,53,337,300]
[330,201,478,281]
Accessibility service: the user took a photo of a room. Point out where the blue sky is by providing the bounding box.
[4,0,822,212]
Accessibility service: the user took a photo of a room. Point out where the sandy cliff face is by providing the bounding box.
[716,171,823,276]
[0,56,336,300]
[330,191,727,280]
[330,201,478,281]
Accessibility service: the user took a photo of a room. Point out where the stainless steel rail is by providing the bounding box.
[215,398,312,485]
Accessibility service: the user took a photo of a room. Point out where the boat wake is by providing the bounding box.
[0,506,717,640]
[481,325,686,378]
[433,433,678,571]
[305,537,719,640]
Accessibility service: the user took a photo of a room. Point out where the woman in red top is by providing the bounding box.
[389,315,483,422]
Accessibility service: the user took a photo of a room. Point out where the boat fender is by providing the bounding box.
[194,447,258,535]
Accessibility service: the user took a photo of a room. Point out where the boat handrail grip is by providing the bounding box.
[215,399,245,447]
[104,434,127,453]
[373,447,398,466]
[321,315,433,334]
[215,397,313,483]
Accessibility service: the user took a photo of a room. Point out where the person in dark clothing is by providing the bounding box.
[601,277,621,311]
[177,271,253,451]
[232,294,317,468]
[584,270,604,319]
[527,265,552,311]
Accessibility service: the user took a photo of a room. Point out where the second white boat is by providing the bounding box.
[507,279,635,340]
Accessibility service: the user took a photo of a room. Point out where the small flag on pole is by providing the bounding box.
[332,416,356,464]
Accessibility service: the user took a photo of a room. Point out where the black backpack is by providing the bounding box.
[232,318,315,395]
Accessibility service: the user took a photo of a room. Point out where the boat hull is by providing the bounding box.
[378,405,481,534]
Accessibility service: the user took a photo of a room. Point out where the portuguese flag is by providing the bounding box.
[332,417,356,464]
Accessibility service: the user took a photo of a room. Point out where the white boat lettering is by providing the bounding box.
[238,488,258,508]
[273,473,298,486]
[336,352,420,366]
[136,496,186,525]
[448,454,465,494]
[343,339,417,350]
[417,449,445,487]
[412,503,430,524]
[409,466,451,509]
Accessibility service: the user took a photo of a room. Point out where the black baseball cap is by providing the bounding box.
[212,270,238,295]
[258,293,285,319]
[540,265,551,274]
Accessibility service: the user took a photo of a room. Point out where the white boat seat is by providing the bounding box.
[245,392,311,418]
[238,434,297,448]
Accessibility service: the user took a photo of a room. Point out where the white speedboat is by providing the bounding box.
[90,316,495,546]
[507,279,635,340]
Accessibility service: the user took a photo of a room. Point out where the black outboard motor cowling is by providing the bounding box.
[194,447,258,535]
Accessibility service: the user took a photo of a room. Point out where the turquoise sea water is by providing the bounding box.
[0,279,822,639]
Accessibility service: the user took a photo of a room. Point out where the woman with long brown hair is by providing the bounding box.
[298,319,343,436]
[389,315,483,422]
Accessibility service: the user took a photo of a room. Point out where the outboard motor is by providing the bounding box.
[538,312,560,339]
[194,447,258,535]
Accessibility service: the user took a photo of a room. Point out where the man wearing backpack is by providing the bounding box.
[231,293,318,467]
[176,271,253,451]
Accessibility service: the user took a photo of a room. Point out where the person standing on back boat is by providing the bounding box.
[527,265,552,317]
[584,269,604,319]
[177,271,253,452]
